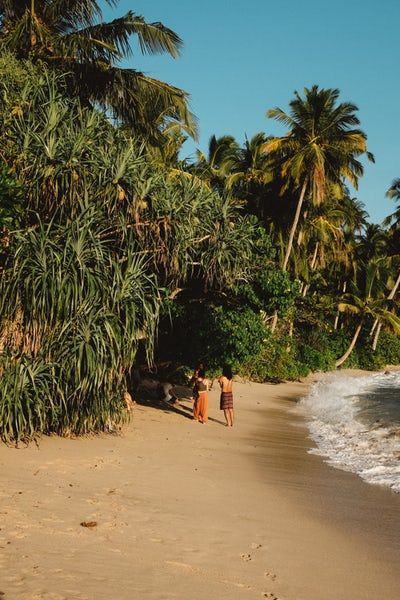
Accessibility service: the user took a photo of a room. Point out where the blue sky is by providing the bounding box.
[102,0,400,224]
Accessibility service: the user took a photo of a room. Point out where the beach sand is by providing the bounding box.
[0,374,399,599]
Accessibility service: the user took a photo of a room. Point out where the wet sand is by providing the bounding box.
[0,374,399,599]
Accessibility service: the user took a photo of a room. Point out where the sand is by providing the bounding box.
[0,374,399,600]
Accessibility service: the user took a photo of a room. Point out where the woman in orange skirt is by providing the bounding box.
[193,369,209,423]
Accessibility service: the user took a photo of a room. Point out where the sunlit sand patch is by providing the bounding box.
[165,560,259,592]
[165,560,199,572]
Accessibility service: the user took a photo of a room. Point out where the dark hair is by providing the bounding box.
[197,368,206,378]
[222,364,233,380]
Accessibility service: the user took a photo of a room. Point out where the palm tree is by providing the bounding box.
[356,223,388,263]
[298,200,345,297]
[340,196,369,236]
[0,0,195,139]
[367,181,400,349]
[326,196,368,330]
[385,178,400,230]
[225,133,272,189]
[224,132,276,222]
[193,135,240,192]
[335,260,400,367]
[264,85,374,273]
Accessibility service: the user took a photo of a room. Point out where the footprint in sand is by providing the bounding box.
[265,571,277,581]
[241,543,262,561]
[262,593,279,599]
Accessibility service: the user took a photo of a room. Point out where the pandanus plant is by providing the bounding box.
[0,206,161,442]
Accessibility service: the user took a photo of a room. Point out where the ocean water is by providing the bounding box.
[297,371,400,492]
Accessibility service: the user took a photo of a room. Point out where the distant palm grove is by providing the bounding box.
[0,1,399,442]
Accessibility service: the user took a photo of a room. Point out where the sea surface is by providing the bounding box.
[298,371,400,492]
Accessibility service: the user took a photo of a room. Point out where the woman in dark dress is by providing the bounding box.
[193,369,209,423]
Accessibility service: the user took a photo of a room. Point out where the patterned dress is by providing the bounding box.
[220,391,233,410]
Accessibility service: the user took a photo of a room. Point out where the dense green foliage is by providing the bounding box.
[0,212,161,442]
[0,57,263,440]
[0,164,23,245]
[0,13,399,442]
[0,0,194,140]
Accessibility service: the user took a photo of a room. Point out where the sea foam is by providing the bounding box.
[297,372,400,492]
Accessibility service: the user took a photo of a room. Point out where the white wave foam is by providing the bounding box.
[297,372,400,492]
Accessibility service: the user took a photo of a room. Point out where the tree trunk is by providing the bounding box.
[282,179,308,272]
[335,322,363,368]
[388,270,400,300]
[334,280,347,330]
[271,179,308,334]
[302,241,319,298]
[333,313,340,331]
[30,0,37,47]
[370,270,400,346]
[296,211,308,246]
[270,310,278,332]
[372,321,382,351]
[286,320,294,352]
[369,318,378,336]
[310,241,319,270]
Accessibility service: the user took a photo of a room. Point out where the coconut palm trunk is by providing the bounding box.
[372,322,382,351]
[371,269,400,350]
[270,179,308,332]
[302,240,319,297]
[335,322,363,367]
[282,179,308,272]
[334,281,347,330]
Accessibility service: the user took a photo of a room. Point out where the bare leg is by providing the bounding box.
[229,409,234,426]
[224,408,231,427]
[223,409,232,427]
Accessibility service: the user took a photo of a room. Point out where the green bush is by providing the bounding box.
[376,331,400,365]
[0,354,57,443]
[165,303,268,374]
[244,331,309,382]
[296,343,336,372]
[0,209,161,441]
[354,330,400,371]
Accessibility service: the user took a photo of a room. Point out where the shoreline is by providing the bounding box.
[0,372,399,599]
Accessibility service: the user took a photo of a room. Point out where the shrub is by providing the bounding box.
[376,331,400,365]
[162,303,267,374]
[295,343,336,372]
[0,209,161,441]
[244,331,309,382]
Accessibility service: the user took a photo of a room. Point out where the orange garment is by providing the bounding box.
[193,390,208,423]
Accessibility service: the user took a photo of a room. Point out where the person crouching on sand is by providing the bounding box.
[219,365,234,427]
[193,369,209,424]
